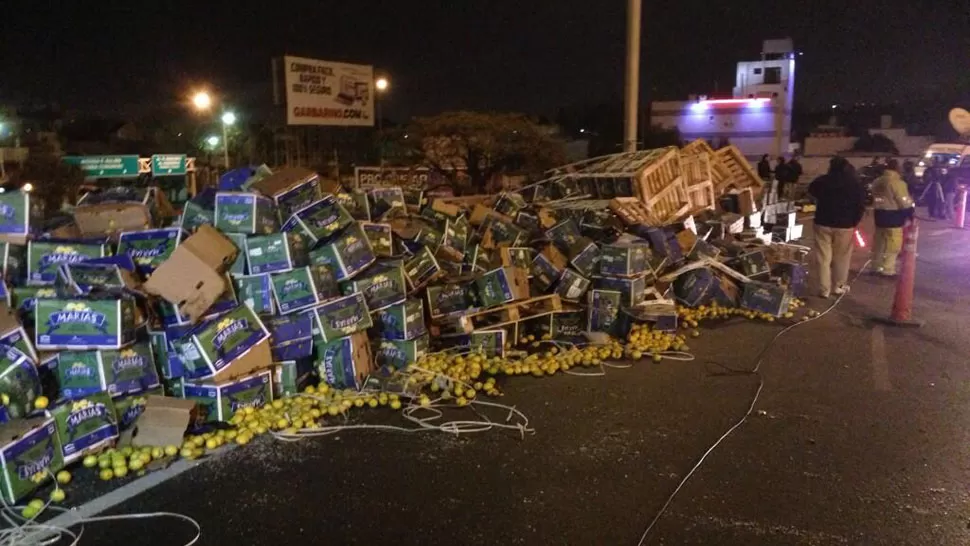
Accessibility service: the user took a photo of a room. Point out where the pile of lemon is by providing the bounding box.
[81,444,180,481]
[677,299,807,327]
[227,386,403,438]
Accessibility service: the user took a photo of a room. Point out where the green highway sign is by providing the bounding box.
[63,155,140,178]
[151,154,188,176]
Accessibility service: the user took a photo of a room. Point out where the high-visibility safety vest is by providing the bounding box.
[872,170,915,228]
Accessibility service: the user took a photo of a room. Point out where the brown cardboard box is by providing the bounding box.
[132,395,196,448]
[675,230,698,255]
[143,225,238,322]
[73,203,151,239]
[249,166,316,195]
[430,199,462,218]
[541,244,569,272]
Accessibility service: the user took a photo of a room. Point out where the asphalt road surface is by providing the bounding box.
[41,211,970,546]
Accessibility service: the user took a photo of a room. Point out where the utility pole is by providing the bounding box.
[623,0,642,153]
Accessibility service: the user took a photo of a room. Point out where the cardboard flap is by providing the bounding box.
[350,332,374,384]
[141,225,236,322]
[73,203,151,238]
[250,167,317,197]
[0,302,21,336]
[212,338,273,381]
[181,225,238,272]
[152,188,177,220]
[133,395,195,447]
[143,250,228,323]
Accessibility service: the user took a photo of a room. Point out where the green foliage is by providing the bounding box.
[398,111,567,194]
[852,133,899,155]
[11,148,84,214]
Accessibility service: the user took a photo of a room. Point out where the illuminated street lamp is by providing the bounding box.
[192,91,212,111]
[375,77,389,92]
[21,183,33,193]
[206,135,220,148]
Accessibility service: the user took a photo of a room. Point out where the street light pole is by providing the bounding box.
[220,111,236,170]
[375,77,389,166]
[222,122,229,168]
[623,0,642,153]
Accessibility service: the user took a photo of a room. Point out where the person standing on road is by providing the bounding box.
[757,155,772,181]
[921,157,946,218]
[775,157,793,200]
[785,156,803,200]
[942,168,959,220]
[808,156,868,298]
[871,159,915,277]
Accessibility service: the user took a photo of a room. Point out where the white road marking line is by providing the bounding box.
[871,326,892,391]
[45,445,237,529]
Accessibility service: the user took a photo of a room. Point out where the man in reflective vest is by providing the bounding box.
[871,159,915,276]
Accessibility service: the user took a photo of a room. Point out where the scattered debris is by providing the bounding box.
[0,139,814,512]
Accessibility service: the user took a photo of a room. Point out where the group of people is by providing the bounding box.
[758,155,803,199]
[920,156,961,221]
[809,156,915,298]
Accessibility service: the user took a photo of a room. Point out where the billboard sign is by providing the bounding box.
[151,154,187,176]
[283,56,374,127]
[355,167,431,189]
[63,155,140,179]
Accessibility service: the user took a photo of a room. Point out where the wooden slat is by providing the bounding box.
[715,145,764,194]
[686,181,716,212]
[679,152,712,188]
[458,295,563,333]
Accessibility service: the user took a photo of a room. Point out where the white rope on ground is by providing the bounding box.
[267,395,534,441]
[634,260,872,546]
[0,469,202,546]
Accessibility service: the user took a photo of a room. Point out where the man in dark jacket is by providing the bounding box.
[808,156,868,297]
[775,157,794,200]
[757,155,772,181]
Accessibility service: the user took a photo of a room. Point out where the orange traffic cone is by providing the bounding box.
[955,187,968,229]
[874,219,924,328]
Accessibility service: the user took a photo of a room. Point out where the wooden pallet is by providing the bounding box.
[714,145,764,194]
[609,197,657,225]
[685,180,717,212]
[458,294,563,333]
[643,175,691,225]
[635,147,681,201]
[682,139,733,195]
[679,150,712,188]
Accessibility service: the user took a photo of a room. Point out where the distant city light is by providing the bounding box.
[832,104,838,109]
[221,112,237,126]
[690,97,770,112]
[580,128,586,133]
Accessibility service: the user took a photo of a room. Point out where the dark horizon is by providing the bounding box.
[2,0,969,121]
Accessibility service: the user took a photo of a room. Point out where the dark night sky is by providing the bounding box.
[2,0,969,121]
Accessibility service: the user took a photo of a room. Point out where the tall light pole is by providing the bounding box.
[221,111,236,168]
[623,0,642,153]
[375,76,390,165]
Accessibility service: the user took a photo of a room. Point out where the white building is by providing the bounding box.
[651,38,796,159]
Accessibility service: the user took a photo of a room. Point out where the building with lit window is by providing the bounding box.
[650,39,796,159]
